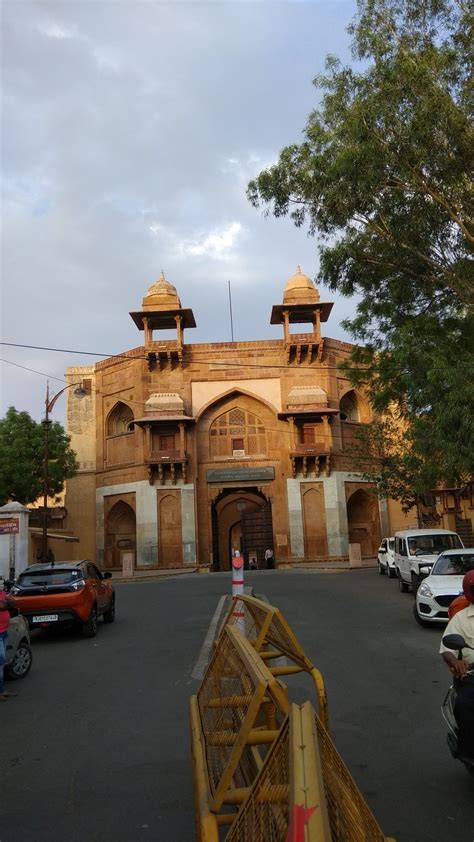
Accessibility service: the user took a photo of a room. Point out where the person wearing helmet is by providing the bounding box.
[440,570,474,761]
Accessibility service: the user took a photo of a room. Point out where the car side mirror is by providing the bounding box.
[419,566,430,578]
[103,571,112,579]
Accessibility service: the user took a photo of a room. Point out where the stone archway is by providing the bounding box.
[346,488,381,558]
[212,488,273,571]
[105,500,136,569]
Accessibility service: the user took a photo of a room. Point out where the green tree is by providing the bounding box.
[0,407,78,506]
[248,0,474,498]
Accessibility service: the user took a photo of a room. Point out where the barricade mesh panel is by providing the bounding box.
[197,630,258,796]
[314,715,387,842]
[225,718,290,842]
[226,597,309,669]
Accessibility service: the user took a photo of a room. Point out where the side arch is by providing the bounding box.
[105,499,136,569]
[346,488,381,557]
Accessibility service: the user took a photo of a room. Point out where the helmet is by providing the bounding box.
[462,569,474,602]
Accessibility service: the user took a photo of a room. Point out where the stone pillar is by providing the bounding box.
[286,479,304,558]
[178,422,185,456]
[136,482,159,567]
[287,415,296,451]
[181,484,196,564]
[175,315,183,349]
[283,310,290,344]
[323,475,349,556]
[0,501,30,579]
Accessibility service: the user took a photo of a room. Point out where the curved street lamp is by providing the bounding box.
[42,381,87,565]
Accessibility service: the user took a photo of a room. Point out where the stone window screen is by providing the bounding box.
[209,407,266,458]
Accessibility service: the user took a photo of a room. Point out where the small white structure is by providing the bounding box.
[0,501,30,580]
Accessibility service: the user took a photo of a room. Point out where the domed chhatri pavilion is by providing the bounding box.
[63,267,410,572]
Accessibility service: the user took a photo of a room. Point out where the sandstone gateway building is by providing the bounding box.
[64,267,409,572]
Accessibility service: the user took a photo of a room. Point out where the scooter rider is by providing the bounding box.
[440,570,474,762]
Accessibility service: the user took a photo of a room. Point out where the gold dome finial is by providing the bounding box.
[283,265,319,305]
[142,270,182,311]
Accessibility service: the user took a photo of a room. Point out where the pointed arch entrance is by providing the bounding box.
[211,488,273,571]
[105,499,137,569]
[346,488,381,557]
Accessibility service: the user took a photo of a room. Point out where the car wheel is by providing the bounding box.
[387,565,396,579]
[378,561,385,575]
[398,572,409,593]
[411,572,420,595]
[81,604,98,638]
[5,642,32,680]
[103,595,115,624]
[413,602,431,627]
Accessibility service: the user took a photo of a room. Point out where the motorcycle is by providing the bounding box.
[441,633,474,775]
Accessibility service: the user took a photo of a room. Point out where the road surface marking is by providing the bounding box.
[191,595,227,680]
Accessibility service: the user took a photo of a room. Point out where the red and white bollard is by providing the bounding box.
[231,551,245,635]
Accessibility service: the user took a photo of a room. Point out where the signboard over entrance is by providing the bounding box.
[0,518,19,535]
[207,467,275,483]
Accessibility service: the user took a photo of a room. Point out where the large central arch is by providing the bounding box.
[211,487,273,571]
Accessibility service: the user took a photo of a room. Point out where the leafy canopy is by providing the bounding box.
[0,407,78,507]
[248,0,474,497]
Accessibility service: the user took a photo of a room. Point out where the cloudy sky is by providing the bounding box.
[1,0,358,422]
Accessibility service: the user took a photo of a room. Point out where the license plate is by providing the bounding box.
[32,614,58,623]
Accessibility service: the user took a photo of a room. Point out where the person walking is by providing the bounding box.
[0,577,14,701]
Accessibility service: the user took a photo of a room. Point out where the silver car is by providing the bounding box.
[5,615,33,680]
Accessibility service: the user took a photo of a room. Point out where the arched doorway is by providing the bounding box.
[346,488,381,558]
[211,488,273,571]
[105,500,136,569]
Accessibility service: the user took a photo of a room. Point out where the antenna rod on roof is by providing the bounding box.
[228,280,234,342]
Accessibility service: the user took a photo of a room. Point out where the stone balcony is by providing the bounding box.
[145,449,188,484]
[289,443,331,478]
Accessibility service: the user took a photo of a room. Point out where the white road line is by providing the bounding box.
[191,595,227,681]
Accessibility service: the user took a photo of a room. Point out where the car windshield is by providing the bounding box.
[407,534,463,556]
[431,554,474,576]
[388,539,394,551]
[18,569,83,587]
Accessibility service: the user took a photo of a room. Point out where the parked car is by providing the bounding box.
[9,561,115,638]
[5,613,33,680]
[394,529,464,593]
[377,537,396,578]
[414,549,474,626]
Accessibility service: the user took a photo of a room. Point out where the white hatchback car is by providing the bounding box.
[377,537,396,578]
[414,549,474,626]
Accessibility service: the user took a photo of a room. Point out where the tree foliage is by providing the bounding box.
[0,407,78,507]
[248,0,474,497]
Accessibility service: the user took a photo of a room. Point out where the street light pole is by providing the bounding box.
[41,380,87,565]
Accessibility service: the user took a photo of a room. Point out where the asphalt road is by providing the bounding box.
[1,570,473,842]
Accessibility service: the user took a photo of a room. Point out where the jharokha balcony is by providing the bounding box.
[289,443,331,478]
[145,449,188,485]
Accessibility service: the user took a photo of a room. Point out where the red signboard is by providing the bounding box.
[0,518,20,535]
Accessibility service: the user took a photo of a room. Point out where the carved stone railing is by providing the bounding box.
[146,450,188,484]
[289,444,331,478]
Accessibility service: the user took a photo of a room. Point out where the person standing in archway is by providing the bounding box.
[265,547,274,570]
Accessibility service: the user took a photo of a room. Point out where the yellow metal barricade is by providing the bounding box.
[191,598,396,841]
[190,624,290,840]
[219,594,329,728]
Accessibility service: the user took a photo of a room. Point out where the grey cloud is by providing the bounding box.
[1,0,357,421]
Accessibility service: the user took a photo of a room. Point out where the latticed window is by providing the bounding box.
[209,407,266,458]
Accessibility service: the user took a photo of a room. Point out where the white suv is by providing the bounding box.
[394,529,464,593]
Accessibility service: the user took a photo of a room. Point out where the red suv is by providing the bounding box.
[9,561,115,638]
